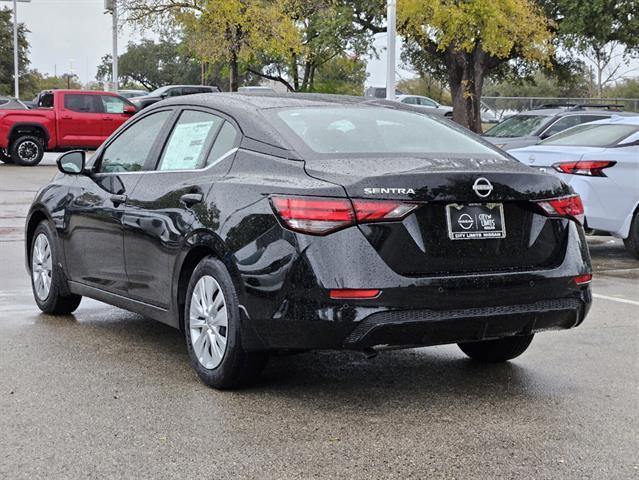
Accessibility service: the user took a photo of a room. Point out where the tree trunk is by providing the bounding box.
[291,52,300,91]
[446,47,484,133]
[229,51,239,92]
[300,59,312,91]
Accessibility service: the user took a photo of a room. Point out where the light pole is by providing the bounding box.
[104,0,118,92]
[386,0,396,100]
[1,0,31,99]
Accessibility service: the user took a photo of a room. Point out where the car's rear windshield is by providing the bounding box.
[484,114,553,138]
[273,107,498,156]
[540,123,639,147]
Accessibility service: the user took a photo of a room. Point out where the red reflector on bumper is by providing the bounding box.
[574,274,592,285]
[329,289,381,299]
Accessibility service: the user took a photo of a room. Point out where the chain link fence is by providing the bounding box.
[482,97,639,121]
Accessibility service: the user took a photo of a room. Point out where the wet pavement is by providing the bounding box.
[1,160,638,479]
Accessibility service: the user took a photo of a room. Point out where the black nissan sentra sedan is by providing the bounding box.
[25,93,592,389]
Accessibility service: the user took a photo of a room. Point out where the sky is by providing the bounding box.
[7,0,637,91]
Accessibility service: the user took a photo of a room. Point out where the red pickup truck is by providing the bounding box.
[0,90,136,166]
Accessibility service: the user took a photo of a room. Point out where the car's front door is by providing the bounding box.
[63,109,174,295]
[122,108,241,308]
[57,93,104,148]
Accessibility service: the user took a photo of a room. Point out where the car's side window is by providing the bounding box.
[167,88,183,98]
[101,95,128,114]
[419,98,437,107]
[157,110,224,171]
[64,94,100,113]
[206,121,240,166]
[578,115,609,125]
[543,115,582,137]
[99,110,172,173]
[402,97,418,105]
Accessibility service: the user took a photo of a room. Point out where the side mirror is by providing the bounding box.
[57,150,86,175]
[124,104,137,114]
[160,93,169,99]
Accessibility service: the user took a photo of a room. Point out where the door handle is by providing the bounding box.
[61,115,72,119]
[110,194,128,206]
[180,193,203,207]
[103,116,112,120]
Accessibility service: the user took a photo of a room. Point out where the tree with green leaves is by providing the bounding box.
[96,38,203,90]
[120,0,300,91]
[398,0,554,132]
[0,7,30,97]
[553,0,639,97]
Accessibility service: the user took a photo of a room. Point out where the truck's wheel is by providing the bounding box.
[10,135,45,166]
[623,211,639,259]
[0,148,13,164]
[458,334,534,362]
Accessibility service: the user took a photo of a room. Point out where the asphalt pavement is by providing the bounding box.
[1,157,638,479]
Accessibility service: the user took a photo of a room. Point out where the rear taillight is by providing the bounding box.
[270,196,418,235]
[536,194,585,225]
[574,273,592,285]
[552,161,616,177]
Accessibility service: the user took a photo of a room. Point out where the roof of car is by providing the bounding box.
[586,115,639,125]
[153,92,434,152]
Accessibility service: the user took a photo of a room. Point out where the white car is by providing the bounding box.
[509,116,639,258]
[396,95,453,116]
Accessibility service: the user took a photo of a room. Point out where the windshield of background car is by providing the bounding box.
[484,114,553,138]
[273,107,499,156]
[539,123,639,147]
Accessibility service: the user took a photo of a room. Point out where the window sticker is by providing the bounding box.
[161,121,215,170]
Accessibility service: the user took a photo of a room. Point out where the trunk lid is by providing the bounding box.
[305,155,572,276]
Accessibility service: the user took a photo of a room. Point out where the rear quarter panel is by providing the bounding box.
[0,110,57,149]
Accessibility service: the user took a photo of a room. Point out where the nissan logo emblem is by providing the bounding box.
[472,177,493,198]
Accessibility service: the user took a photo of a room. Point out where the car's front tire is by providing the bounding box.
[30,222,82,314]
[184,256,268,389]
[11,135,44,166]
[623,211,639,259]
[458,334,534,362]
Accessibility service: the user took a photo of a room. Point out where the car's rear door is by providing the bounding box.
[64,109,174,295]
[122,107,241,308]
[57,93,104,148]
[99,94,134,141]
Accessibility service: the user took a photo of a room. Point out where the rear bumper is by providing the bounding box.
[241,286,591,351]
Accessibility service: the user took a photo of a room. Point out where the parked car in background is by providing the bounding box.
[238,86,277,93]
[0,90,136,166]
[396,94,453,115]
[483,104,635,151]
[129,85,221,109]
[364,85,404,99]
[118,89,148,99]
[0,97,29,110]
[27,93,592,388]
[509,116,639,258]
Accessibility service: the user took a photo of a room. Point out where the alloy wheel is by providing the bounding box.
[189,275,229,369]
[32,233,52,300]
[18,141,39,162]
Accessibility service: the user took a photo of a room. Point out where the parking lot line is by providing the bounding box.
[592,293,639,307]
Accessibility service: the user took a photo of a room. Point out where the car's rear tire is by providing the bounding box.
[623,212,639,259]
[184,256,268,389]
[458,334,534,362]
[30,222,82,314]
[10,135,45,166]
[0,148,13,164]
